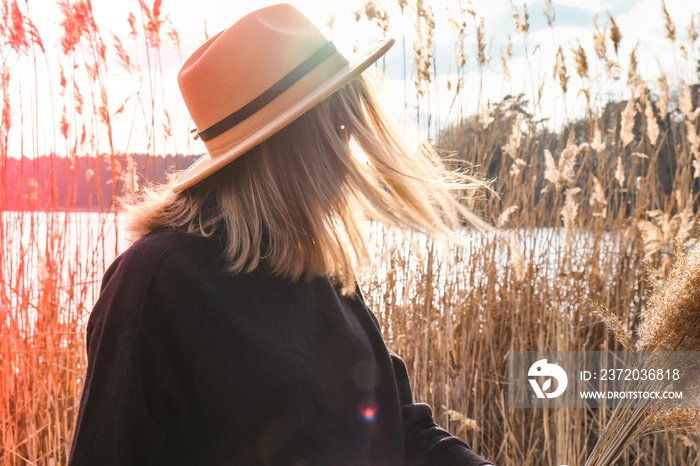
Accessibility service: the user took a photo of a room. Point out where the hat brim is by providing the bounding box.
[173,38,395,191]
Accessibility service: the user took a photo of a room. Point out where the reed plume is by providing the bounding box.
[627,44,644,94]
[679,84,696,120]
[499,51,510,82]
[496,205,519,229]
[561,187,581,231]
[592,14,607,62]
[607,11,621,56]
[543,140,578,192]
[413,0,435,100]
[614,156,625,187]
[475,16,491,67]
[645,100,660,146]
[553,46,568,94]
[591,119,606,153]
[358,0,390,38]
[620,98,636,148]
[590,176,607,219]
[508,231,526,282]
[662,1,676,42]
[510,2,529,37]
[571,40,588,80]
[502,114,523,159]
[542,0,555,28]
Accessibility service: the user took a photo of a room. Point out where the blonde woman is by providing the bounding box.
[69,4,493,465]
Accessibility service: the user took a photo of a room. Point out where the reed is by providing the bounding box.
[585,243,700,466]
[2,0,700,464]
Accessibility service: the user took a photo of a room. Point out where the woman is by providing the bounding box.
[69,4,493,465]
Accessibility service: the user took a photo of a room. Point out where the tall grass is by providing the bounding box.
[1,0,699,464]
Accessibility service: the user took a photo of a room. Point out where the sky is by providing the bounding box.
[5,0,700,160]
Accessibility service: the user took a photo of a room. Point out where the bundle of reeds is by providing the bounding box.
[585,243,700,465]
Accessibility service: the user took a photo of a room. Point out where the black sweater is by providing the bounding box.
[69,228,491,465]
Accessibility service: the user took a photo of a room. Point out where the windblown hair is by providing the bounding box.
[124,73,485,294]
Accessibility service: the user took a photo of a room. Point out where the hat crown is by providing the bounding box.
[178,4,336,132]
[172,3,393,190]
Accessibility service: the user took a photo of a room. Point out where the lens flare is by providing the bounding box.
[359,401,377,422]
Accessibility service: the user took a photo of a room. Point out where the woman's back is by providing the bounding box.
[69,228,488,465]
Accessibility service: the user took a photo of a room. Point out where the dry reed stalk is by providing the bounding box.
[607,11,621,56]
[505,34,513,58]
[679,84,696,120]
[688,14,698,45]
[357,0,390,38]
[587,244,700,466]
[656,74,670,120]
[627,44,643,94]
[447,1,471,70]
[479,105,493,130]
[496,205,518,229]
[508,231,526,282]
[499,51,510,82]
[637,218,664,258]
[510,2,529,37]
[572,40,588,80]
[543,137,578,191]
[413,0,435,100]
[502,114,525,176]
[590,176,607,219]
[620,99,636,148]
[553,46,568,94]
[475,17,491,67]
[561,187,581,231]
[542,0,555,27]
[662,1,676,42]
[614,156,626,187]
[557,139,577,186]
[638,244,700,351]
[645,100,660,146]
[592,14,607,62]
[591,119,606,153]
[543,149,558,189]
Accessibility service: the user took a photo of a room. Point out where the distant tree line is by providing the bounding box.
[1,153,196,211]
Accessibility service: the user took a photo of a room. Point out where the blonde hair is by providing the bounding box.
[124,74,485,294]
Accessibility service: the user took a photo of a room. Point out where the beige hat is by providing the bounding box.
[174,3,394,191]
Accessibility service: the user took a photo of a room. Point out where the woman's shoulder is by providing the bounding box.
[120,227,222,266]
[127,227,216,255]
[101,228,224,291]
[91,228,226,325]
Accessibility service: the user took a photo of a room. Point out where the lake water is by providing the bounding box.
[1,210,615,329]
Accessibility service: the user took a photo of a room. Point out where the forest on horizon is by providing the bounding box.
[2,152,194,210]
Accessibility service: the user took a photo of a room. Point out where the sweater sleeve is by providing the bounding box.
[353,287,493,465]
[69,244,184,466]
[388,349,493,466]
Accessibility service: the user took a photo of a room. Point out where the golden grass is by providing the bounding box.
[2,0,700,464]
